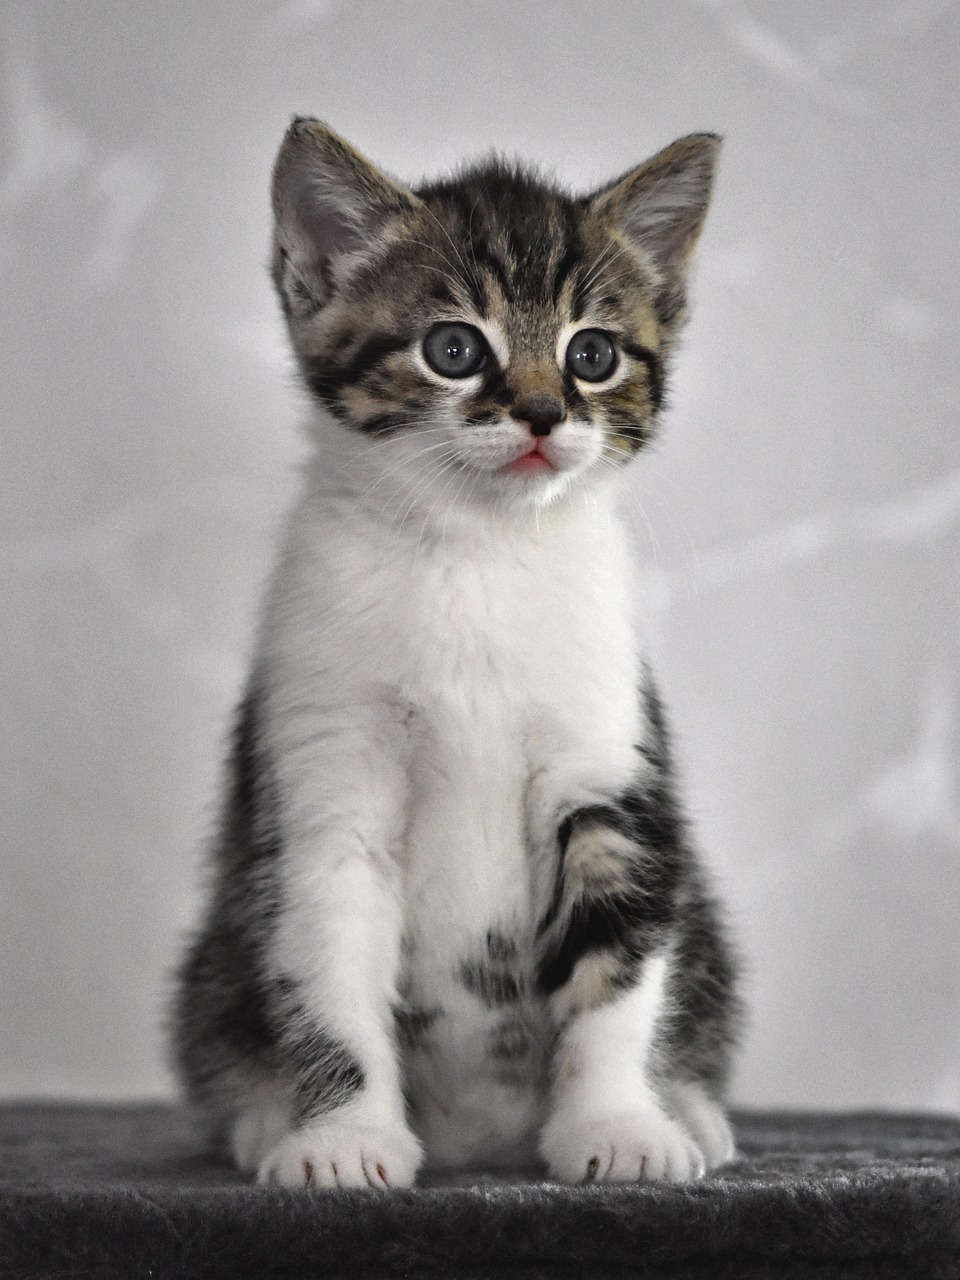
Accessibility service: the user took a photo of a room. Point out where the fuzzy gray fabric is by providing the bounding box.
[1,1104,959,1279]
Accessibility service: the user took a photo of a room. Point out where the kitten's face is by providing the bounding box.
[272,123,718,516]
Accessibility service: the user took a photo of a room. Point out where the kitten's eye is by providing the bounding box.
[565,329,618,383]
[422,323,488,379]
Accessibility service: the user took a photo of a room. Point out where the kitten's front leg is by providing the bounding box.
[538,957,705,1183]
[254,702,422,1189]
[535,810,705,1184]
[256,845,423,1189]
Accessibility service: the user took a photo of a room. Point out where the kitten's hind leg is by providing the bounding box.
[231,1085,292,1173]
[661,1081,735,1171]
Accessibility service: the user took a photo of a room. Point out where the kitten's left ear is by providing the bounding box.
[587,133,720,325]
[271,117,419,317]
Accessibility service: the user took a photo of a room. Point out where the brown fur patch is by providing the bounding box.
[562,820,638,900]
[551,948,626,1023]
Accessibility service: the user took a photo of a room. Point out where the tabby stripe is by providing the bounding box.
[561,369,589,413]
[483,367,514,408]
[231,677,284,874]
[341,331,410,383]
[619,778,683,852]
[537,894,642,995]
[539,803,632,936]
[550,241,583,307]
[468,243,514,305]
[536,779,684,996]
[360,412,411,436]
[304,332,409,401]
[621,341,665,409]
[280,1000,366,1120]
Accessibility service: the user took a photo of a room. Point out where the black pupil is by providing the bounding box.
[567,330,616,381]
[424,324,486,378]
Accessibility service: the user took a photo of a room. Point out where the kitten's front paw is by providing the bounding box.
[540,1105,706,1183]
[257,1115,423,1189]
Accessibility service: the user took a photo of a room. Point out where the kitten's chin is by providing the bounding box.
[490,446,603,503]
[472,458,585,510]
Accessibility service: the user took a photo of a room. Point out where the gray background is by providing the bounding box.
[2,0,958,1111]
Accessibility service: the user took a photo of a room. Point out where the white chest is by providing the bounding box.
[268,489,645,920]
[262,486,647,1164]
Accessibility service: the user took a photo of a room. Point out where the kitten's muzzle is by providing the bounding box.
[510,392,566,437]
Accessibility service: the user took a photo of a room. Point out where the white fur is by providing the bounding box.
[258,1093,423,1189]
[539,954,703,1182]
[252,405,676,1181]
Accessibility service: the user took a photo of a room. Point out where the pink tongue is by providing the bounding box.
[507,452,553,473]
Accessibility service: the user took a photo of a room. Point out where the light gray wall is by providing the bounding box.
[2,0,958,1110]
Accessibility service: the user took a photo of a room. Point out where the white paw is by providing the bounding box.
[540,1105,706,1184]
[257,1115,423,1189]
[662,1083,736,1170]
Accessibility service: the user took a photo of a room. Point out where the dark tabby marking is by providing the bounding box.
[170,680,364,1128]
[393,1005,443,1051]
[536,672,738,1088]
[459,930,525,1006]
[488,1016,534,1064]
[488,1015,540,1088]
[620,342,665,411]
[485,930,519,962]
[459,958,523,1007]
[283,1008,365,1123]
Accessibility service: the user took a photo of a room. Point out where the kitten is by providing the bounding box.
[170,119,740,1189]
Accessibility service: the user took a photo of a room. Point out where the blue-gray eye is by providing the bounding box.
[565,329,618,382]
[423,323,488,378]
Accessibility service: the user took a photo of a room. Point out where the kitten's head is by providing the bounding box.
[271,119,718,515]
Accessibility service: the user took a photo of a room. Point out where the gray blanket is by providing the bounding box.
[1,1104,958,1278]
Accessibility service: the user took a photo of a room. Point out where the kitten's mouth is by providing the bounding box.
[501,446,557,476]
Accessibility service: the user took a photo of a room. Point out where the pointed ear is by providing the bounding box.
[271,118,418,316]
[587,133,720,322]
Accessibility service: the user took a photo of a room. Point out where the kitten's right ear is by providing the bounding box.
[271,118,418,317]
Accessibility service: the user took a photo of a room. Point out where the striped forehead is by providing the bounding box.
[410,166,658,359]
[415,168,586,321]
